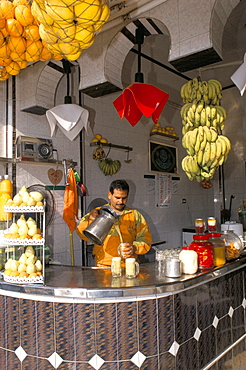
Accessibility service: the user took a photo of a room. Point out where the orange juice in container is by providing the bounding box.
[0,175,13,221]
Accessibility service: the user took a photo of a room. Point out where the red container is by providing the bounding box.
[190,235,214,270]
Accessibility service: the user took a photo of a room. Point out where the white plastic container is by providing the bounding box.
[179,247,198,274]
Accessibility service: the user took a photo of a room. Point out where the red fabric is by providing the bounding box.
[113,83,169,126]
[63,169,78,232]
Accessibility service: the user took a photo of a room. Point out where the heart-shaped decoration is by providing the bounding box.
[48,168,63,185]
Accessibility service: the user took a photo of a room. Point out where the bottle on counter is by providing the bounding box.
[207,217,217,232]
[195,218,205,234]
[221,230,243,261]
[179,246,198,274]
[207,232,226,266]
[190,234,214,270]
[0,175,13,221]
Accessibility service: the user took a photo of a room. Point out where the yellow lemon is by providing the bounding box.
[74,0,101,26]
[100,138,108,143]
[45,0,74,24]
[65,49,82,61]
[39,23,57,44]
[79,37,94,49]
[4,269,13,275]
[5,60,21,75]
[94,134,102,140]
[32,2,54,26]
[57,40,79,55]
[52,21,75,42]
[74,25,94,43]
[15,5,34,27]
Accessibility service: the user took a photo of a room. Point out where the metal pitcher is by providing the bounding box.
[83,206,119,245]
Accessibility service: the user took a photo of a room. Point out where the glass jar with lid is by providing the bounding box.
[221,230,243,261]
[207,232,226,266]
[190,235,214,270]
[179,246,198,274]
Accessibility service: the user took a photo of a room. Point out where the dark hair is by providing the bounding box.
[109,180,129,194]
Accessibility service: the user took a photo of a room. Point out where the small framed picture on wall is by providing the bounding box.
[149,139,178,174]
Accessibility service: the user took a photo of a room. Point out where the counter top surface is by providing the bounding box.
[0,256,246,299]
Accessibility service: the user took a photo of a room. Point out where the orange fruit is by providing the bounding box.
[6,18,24,37]
[19,234,28,239]
[0,30,4,46]
[36,272,42,276]
[51,53,62,60]
[0,10,6,29]
[0,1,15,20]
[5,61,20,75]
[17,59,27,69]
[8,35,26,54]
[35,201,43,206]
[19,271,28,277]
[15,4,34,27]
[10,50,26,61]
[1,26,8,37]
[0,42,10,58]
[25,39,42,61]
[23,24,40,41]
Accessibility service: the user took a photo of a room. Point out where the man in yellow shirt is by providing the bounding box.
[76,179,152,266]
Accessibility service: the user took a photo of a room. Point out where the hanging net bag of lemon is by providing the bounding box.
[0,0,110,80]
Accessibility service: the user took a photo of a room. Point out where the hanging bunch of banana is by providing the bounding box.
[180,77,231,187]
[98,159,121,176]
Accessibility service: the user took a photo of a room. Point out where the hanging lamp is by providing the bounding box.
[46,59,89,141]
[113,26,169,127]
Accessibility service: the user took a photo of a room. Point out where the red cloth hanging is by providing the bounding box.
[63,169,78,232]
[113,83,169,126]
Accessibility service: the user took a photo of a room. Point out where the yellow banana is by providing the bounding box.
[203,126,212,142]
[210,127,218,142]
[200,108,207,126]
[180,83,188,99]
[197,150,204,166]
[192,77,199,90]
[208,83,215,100]
[211,117,218,129]
[195,111,201,125]
[217,136,226,155]
[209,79,222,92]
[202,142,211,167]
[194,135,201,153]
[187,80,193,94]
[202,81,209,95]
[215,138,222,158]
[216,105,227,121]
[198,81,204,94]
[200,134,207,151]
[180,102,192,118]
[220,135,231,154]
[209,142,217,165]
[210,106,217,119]
[196,101,204,113]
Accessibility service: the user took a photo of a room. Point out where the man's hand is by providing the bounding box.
[89,209,99,221]
[120,243,136,258]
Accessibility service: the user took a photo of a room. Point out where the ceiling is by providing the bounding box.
[108,0,246,105]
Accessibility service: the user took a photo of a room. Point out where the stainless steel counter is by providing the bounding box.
[0,256,246,299]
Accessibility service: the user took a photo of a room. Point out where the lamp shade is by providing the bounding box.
[113,83,169,126]
[46,104,89,141]
[230,53,246,96]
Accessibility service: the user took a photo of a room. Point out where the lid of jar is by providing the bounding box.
[193,234,209,240]
[206,232,221,237]
[182,246,194,250]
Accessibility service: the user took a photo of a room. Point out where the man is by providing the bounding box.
[76,179,152,266]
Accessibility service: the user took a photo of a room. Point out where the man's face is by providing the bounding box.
[108,189,128,212]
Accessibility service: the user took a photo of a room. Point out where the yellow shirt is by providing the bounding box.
[76,206,152,266]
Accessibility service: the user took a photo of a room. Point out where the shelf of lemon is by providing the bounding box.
[0,0,110,80]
